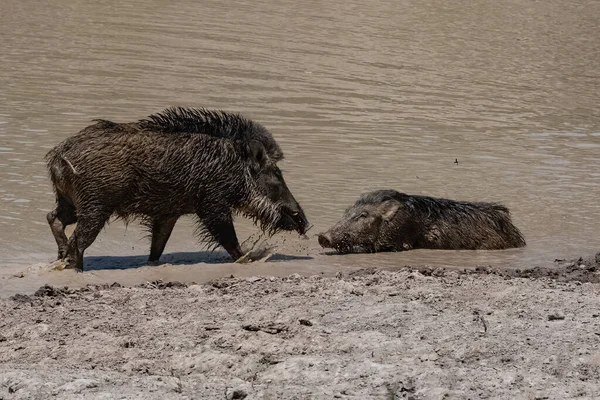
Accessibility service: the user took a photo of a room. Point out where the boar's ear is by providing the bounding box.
[248,140,268,171]
[380,200,401,221]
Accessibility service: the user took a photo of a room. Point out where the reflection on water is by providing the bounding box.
[0,0,599,291]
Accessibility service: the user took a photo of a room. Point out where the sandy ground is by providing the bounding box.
[0,255,599,400]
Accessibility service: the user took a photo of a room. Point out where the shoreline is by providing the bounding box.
[1,251,598,299]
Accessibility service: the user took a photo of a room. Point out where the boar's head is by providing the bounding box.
[242,140,309,236]
[318,190,410,254]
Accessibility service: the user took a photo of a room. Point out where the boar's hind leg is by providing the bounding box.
[65,211,111,271]
[148,216,179,262]
[197,211,244,261]
[46,195,78,260]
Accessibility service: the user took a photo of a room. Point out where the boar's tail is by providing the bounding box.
[60,156,78,175]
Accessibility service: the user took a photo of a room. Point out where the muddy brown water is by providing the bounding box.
[1,0,599,296]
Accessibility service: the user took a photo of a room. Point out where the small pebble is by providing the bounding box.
[548,313,565,321]
[227,389,247,400]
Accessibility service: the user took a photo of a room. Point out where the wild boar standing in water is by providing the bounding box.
[45,107,309,270]
[318,189,525,254]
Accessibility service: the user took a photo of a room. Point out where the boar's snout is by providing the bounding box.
[281,204,309,235]
[318,232,333,248]
[294,209,309,235]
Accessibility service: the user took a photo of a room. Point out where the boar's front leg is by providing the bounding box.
[196,209,244,261]
[148,216,179,262]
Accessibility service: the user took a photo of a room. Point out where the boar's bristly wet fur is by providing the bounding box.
[45,107,309,270]
[318,189,525,254]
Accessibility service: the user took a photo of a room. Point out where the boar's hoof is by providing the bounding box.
[63,258,83,272]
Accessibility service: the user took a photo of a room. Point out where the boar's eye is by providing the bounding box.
[267,175,284,196]
[358,212,368,219]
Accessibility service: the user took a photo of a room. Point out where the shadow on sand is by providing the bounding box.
[82,251,313,271]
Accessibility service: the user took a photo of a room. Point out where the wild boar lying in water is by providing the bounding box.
[318,189,525,254]
[46,107,309,270]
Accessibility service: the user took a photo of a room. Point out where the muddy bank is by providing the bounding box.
[454,252,600,283]
[1,262,600,399]
[3,249,599,301]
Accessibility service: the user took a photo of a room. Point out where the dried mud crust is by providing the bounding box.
[420,251,600,283]
[1,262,600,399]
